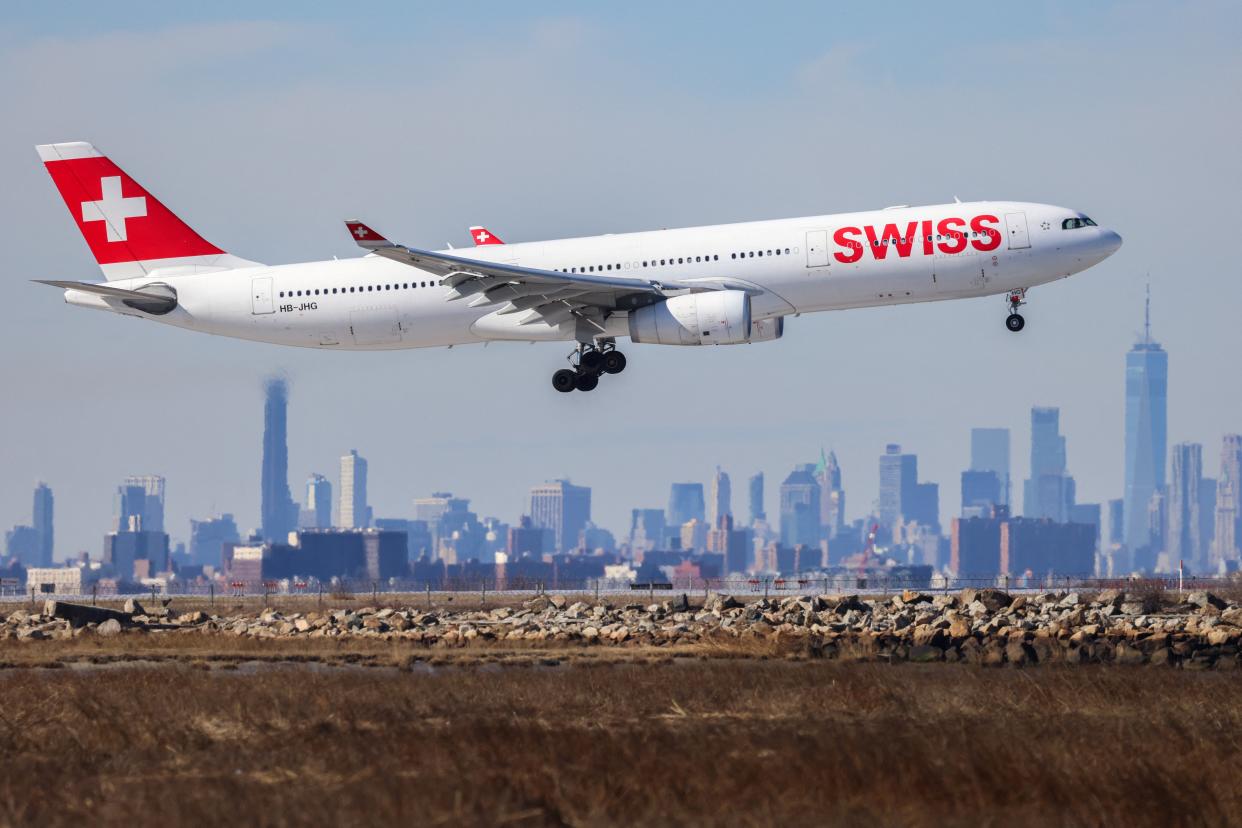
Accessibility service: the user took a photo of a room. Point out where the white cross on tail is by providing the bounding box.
[81,176,146,242]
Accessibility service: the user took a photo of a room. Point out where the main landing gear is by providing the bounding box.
[1005,288,1027,333]
[552,341,626,393]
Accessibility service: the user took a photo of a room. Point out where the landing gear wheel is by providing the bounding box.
[552,369,577,393]
[1006,313,1025,332]
[602,351,627,374]
[574,372,599,392]
[580,350,604,373]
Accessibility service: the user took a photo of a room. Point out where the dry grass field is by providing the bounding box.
[0,658,1239,827]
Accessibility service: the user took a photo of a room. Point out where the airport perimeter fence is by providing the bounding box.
[6,570,1239,607]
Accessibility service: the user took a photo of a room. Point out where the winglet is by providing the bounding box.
[344,220,391,250]
[468,225,505,246]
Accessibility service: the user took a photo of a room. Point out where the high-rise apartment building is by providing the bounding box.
[260,379,298,541]
[1124,294,1168,550]
[530,480,591,554]
[339,450,370,529]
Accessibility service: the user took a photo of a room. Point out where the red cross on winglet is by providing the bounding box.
[344,220,388,249]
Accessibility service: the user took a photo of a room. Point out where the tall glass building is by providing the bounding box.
[1123,300,1168,552]
[260,378,298,541]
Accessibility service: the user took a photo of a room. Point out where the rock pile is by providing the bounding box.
[3,588,1242,667]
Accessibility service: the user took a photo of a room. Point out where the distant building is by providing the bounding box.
[304,474,333,529]
[25,566,88,595]
[816,450,845,537]
[5,483,54,568]
[1167,443,1203,570]
[628,508,665,554]
[679,518,707,553]
[4,526,40,567]
[339,450,370,529]
[228,529,408,583]
[104,530,170,581]
[970,428,1011,505]
[779,465,821,549]
[951,510,1095,577]
[961,470,1002,517]
[1023,407,1076,522]
[878,445,917,531]
[115,475,166,533]
[1123,294,1168,551]
[748,472,765,524]
[260,379,298,541]
[668,483,706,528]
[530,480,591,554]
[708,467,732,527]
[507,516,548,558]
[32,483,53,566]
[189,514,240,568]
[1214,435,1242,568]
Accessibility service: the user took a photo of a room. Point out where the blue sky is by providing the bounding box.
[1,2,1239,557]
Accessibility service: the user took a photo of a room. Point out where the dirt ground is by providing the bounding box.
[0,651,1239,827]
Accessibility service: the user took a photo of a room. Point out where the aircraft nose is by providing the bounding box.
[1101,229,1123,257]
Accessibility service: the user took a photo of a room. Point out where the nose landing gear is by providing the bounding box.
[551,340,627,393]
[1005,289,1027,332]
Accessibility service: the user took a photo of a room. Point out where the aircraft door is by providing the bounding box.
[806,230,829,267]
[1004,212,1031,250]
[251,276,274,315]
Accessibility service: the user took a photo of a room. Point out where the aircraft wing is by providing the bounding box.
[344,220,740,330]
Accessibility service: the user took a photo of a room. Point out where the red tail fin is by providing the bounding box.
[37,141,256,280]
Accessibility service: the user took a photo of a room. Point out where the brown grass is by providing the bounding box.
[0,660,1239,826]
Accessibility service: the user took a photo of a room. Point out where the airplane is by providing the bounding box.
[35,141,1122,393]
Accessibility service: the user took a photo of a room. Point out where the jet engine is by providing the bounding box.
[628,290,752,346]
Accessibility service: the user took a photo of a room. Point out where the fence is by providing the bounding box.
[8,571,1238,606]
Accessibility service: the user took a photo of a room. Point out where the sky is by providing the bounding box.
[1,2,1240,558]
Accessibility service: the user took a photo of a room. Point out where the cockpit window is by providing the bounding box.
[1062,217,1098,229]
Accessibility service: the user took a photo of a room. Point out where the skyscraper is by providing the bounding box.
[260,379,298,541]
[668,483,706,528]
[1124,291,1168,551]
[115,476,166,533]
[748,473,765,524]
[878,444,917,530]
[1023,408,1075,522]
[816,449,845,537]
[1213,435,1242,567]
[708,467,732,527]
[305,474,333,529]
[970,428,1010,504]
[961,470,1002,517]
[1167,443,1202,569]
[189,514,240,567]
[32,483,53,567]
[779,465,821,548]
[339,449,370,529]
[530,479,591,553]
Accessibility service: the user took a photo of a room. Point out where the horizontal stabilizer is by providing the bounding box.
[33,279,177,315]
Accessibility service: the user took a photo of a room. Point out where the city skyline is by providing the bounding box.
[2,4,1239,558]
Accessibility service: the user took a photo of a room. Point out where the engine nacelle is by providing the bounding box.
[748,316,784,342]
[628,290,752,346]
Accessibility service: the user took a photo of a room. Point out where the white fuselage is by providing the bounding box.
[67,201,1122,349]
